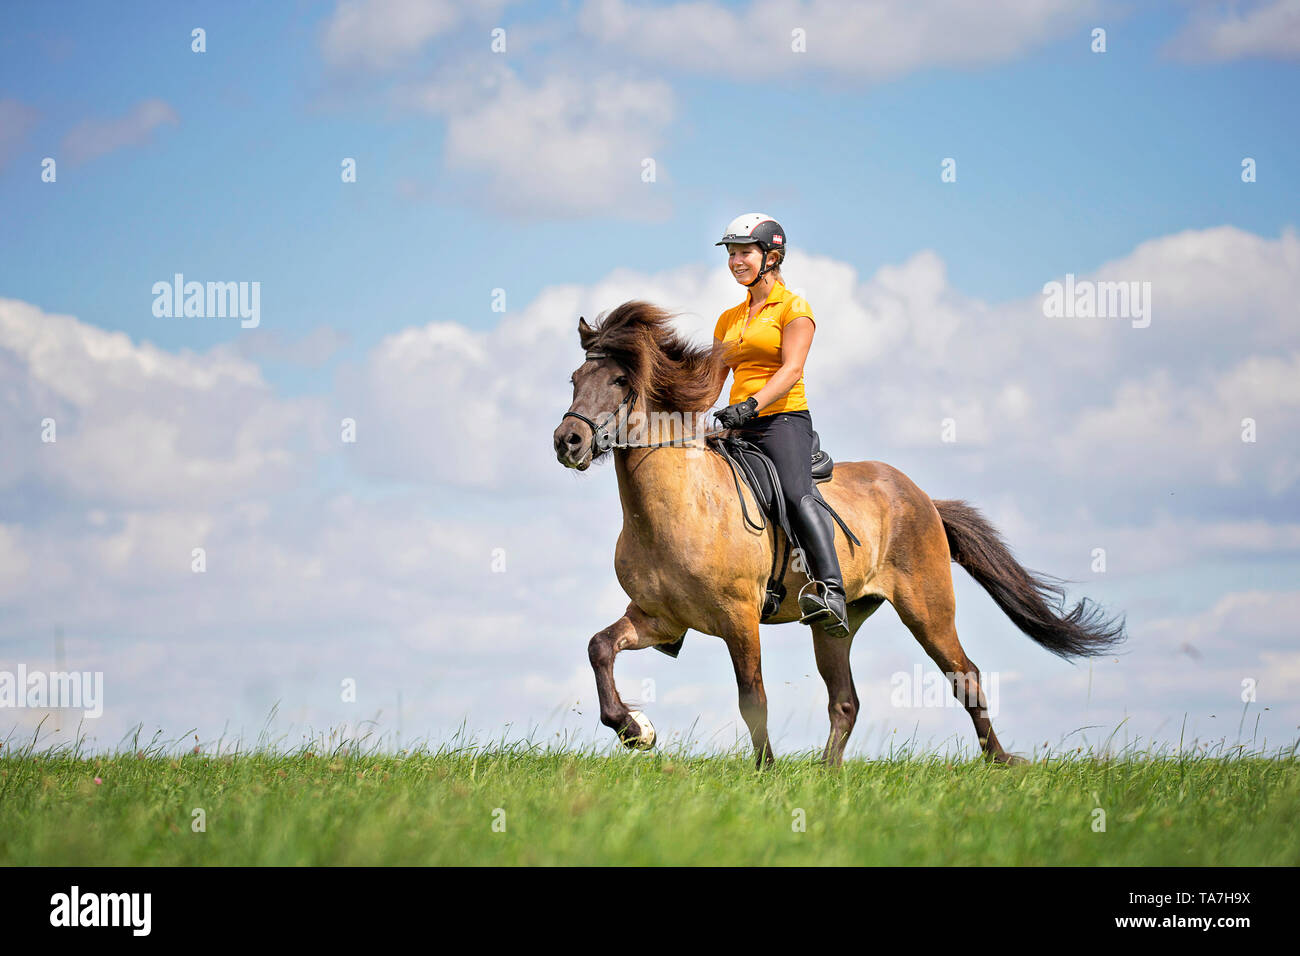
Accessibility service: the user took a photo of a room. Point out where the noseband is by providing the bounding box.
[562,350,638,457]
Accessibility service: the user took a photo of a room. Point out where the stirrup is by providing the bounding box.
[797,579,849,635]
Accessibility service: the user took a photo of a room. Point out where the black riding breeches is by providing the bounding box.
[734,409,815,526]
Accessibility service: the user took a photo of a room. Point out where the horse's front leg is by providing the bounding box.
[721,613,774,769]
[588,602,683,750]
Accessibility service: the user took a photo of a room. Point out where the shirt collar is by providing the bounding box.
[746,280,786,312]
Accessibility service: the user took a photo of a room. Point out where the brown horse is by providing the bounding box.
[552,301,1126,768]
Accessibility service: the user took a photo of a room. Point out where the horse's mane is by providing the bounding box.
[579,300,729,415]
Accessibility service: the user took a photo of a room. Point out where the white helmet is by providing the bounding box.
[716,213,785,286]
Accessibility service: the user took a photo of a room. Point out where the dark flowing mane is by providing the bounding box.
[579,300,728,415]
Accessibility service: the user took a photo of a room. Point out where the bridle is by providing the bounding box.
[561,350,638,457]
[562,349,728,459]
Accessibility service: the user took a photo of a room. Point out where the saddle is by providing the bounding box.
[654,430,861,658]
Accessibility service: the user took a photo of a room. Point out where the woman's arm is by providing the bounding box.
[749,315,813,412]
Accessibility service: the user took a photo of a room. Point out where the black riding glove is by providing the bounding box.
[714,396,759,429]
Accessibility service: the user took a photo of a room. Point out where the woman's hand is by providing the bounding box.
[714,397,759,429]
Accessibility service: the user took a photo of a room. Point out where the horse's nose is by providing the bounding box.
[553,426,583,457]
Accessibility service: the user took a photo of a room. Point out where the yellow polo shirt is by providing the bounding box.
[713,280,815,415]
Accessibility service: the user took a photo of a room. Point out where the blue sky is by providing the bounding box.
[1,0,1298,759]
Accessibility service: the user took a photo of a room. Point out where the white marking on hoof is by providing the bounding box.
[626,710,655,750]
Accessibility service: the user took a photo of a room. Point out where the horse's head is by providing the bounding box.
[553,317,637,471]
[553,302,728,470]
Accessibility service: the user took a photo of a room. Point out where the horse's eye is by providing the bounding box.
[614,376,628,387]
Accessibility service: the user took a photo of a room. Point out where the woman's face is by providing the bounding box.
[726,243,766,284]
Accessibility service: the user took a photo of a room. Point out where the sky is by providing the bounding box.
[1,0,1297,760]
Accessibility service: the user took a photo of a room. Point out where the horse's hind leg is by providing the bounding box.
[589,601,684,749]
[814,597,884,767]
[892,583,1022,765]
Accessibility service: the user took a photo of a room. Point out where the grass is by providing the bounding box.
[2,724,1297,865]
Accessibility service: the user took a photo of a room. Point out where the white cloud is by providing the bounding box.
[60,99,179,166]
[321,0,462,71]
[1164,0,1300,62]
[336,260,747,491]
[402,60,675,218]
[333,224,1300,527]
[320,0,524,70]
[3,223,1298,757]
[318,0,1097,217]
[1143,589,1300,652]
[577,0,1098,80]
[785,227,1300,534]
[0,298,324,507]
[233,326,351,367]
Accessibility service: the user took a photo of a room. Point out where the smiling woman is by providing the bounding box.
[709,213,848,636]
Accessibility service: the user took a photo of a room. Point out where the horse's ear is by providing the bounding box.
[578,315,594,344]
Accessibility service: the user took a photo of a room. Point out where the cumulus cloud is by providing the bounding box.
[3,223,1298,756]
[780,227,1300,541]
[320,0,464,71]
[0,298,324,508]
[60,98,179,166]
[399,60,675,218]
[1143,589,1300,653]
[333,224,1300,541]
[320,0,525,71]
[233,326,352,367]
[316,0,1095,217]
[1042,588,1300,746]
[1164,0,1300,62]
[577,0,1098,80]
[320,0,1098,82]
[0,295,636,751]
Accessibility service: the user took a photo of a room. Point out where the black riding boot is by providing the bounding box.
[791,494,850,638]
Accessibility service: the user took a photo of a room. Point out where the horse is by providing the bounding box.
[552,301,1127,768]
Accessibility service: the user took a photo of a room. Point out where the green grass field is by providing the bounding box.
[3,733,1297,865]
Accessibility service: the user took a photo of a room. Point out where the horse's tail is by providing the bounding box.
[933,499,1127,660]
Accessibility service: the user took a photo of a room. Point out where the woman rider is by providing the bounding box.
[710,213,850,638]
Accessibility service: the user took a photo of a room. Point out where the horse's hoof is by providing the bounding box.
[994,752,1030,766]
[619,710,655,750]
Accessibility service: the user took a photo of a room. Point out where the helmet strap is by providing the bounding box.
[746,248,775,287]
